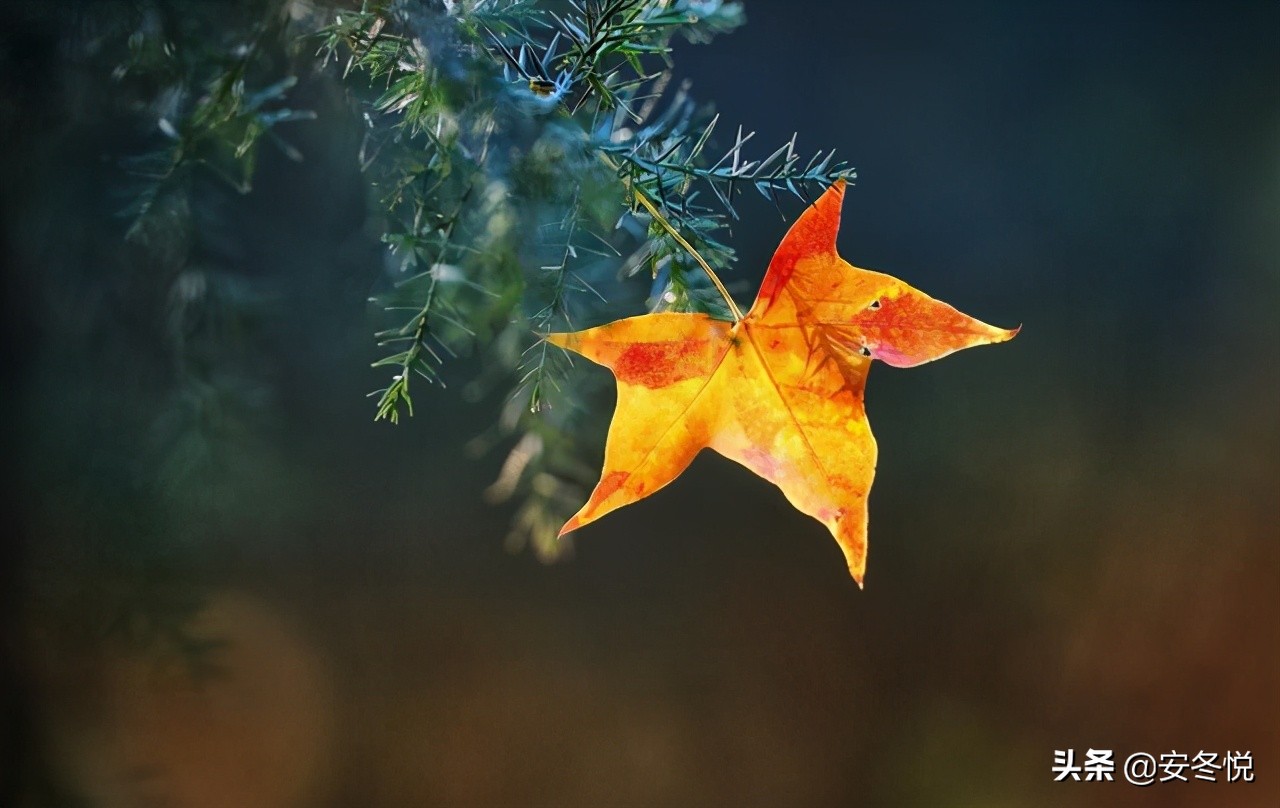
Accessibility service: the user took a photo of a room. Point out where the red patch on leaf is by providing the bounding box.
[615,341,710,388]
[595,470,631,500]
[754,180,845,308]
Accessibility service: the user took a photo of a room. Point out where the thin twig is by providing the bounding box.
[629,184,743,322]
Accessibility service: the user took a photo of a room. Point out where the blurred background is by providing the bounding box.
[2,1,1277,806]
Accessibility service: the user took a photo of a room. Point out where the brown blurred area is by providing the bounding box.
[4,1,1277,806]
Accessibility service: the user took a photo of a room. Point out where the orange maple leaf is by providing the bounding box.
[547,180,1017,585]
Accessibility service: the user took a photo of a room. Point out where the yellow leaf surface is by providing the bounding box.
[548,180,1017,585]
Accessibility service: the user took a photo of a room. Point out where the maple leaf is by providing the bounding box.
[547,180,1017,585]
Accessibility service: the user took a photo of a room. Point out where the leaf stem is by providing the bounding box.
[629,185,744,322]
